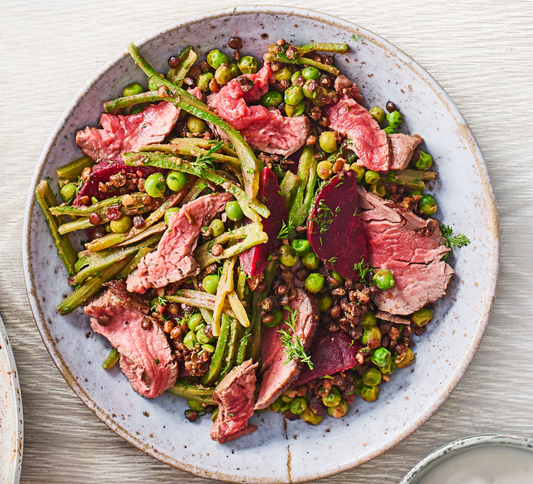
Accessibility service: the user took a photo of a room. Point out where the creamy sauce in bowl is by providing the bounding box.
[419,446,533,484]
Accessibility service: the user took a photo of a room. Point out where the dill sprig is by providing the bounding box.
[441,224,471,249]
[277,44,299,64]
[279,306,314,370]
[312,200,334,234]
[277,220,293,239]
[150,295,167,312]
[193,140,224,170]
[353,258,372,281]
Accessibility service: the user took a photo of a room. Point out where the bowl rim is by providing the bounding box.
[400,434,533,483]
[21,5,500,483]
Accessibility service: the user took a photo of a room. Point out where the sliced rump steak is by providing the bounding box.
[325,96,390,172]
[127,192,232,294]
[76,101,179,162]
[210,360,258,444]
[358,187,453,315]
[255,289,319,410]
[389,133,423,170]
[334,74,365,106]
[84,280,177,398]
[294,329,362,385]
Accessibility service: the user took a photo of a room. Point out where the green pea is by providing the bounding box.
[183,331,198,350]
[209,219,225,237]
[279,401,290,413]
[361,385,379,403]
[380,359,396,375]
[311,86,329,106]
[197,326,215,345]
[197,72,214,92]
[104,223,112,233]
[416,151,433,170]
[290,70,302,84]
[145,173,166,198]
[202,344,215,353]
[284,85,304,106]
[387,110,403,129]
[187,313,204,331]
[369,106,386,125]
[412,308,433,327]
[305,273,325,294]
[164,207,180,226]
[384,126,396,135]
[303,79,319,99]
[418,194,437,216]
[318,294,333,312]
[238,56,258,74]
[291,238,311,256]
[60,183,77,203]
[373,269,395,290]
[371,347,391,368]
[285,101,306,117]
[319,131,338,153]
[354,375,364,395]
[301,407,323,425]
[280,392,294,403]
[275,66,293,82]
[187,399,204,411]
[110,215,133,234]
[207,49,229,69]
[395,348,415,369]
[279,245,298,267]
[225,200,244,221]
[263,308,284,327]
[301,251,320,270]
[328,399,349,418]
[166,171,188,192]
[411,189,424,196]
[203,274,220,295]
[362,312,377,329]
[361,326,382,344]
[317,160,333,180]
[289,397,308,415]
[350,164,365,183]
[329,271,344,288]
[123,82,144,97]
[363,368,382,386]
[261,91,283,108]
[268,398,284,413]
[302,66,320,80]
[365,170,380,184]
[187,116,208,134]
[228,62,240,78]
[370,182,386,197]
[322,387,342,407]
[214,64,232,86]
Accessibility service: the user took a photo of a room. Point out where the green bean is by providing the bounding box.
[296,43,349,55]
[380,169,437,191]
[141,143,240,169]
[35,180,77,276]
[57,255,133,315]
[219,318,239,381]
[55,155,94,179]
[50,192,146,218]
[167,46,197,87]
[166,290,236,319]
[118,246,154,279]
[123,151,268,221]
[167,378,215,404]
[279,170,301,209]
[168,137,236,156]
[125,43,261,200]
[102,348,120,370]
[201,314,232,386]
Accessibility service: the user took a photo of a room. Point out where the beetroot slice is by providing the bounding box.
[74,157,160,206]
[240,167,287,276]
[307,170,368,279]
[294,329,362,385]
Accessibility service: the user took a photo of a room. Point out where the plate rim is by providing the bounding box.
[21,5,500,483]
[0,314,24,484]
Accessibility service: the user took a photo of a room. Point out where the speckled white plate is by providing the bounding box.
[0,315,23,484]
[22,6,499,483]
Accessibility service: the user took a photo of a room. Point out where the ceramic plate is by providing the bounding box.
[0,315,23,484]
[22,6,499,483]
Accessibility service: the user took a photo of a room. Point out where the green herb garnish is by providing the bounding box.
[279,306,313,370]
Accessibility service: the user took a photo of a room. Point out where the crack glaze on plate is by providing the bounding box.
[0,315,23,484]
[22,6,499,483]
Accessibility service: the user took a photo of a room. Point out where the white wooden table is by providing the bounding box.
[1,0,532,482]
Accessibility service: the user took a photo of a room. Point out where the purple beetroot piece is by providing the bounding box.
[240,167,287,277]
[294,329,362,385]
[307,170,368,279]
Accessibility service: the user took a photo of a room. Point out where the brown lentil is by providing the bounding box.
[386,101,396,112]
[78,195,90,206]
[209,78,220,93]
[97,315,110,326]
[81,166,92,181]
[141,318,152,330]
[210,243,223,257]
[133,215,145,229]
[228,36,242,49]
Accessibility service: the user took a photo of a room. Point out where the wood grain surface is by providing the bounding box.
[1,0,532,482]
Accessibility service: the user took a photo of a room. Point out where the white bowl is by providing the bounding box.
[22,6,499,483]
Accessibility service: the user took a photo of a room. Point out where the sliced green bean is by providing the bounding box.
[55,155,94,179]
[279,170,301,210]
[297,43,349,55]
[201,314,232,386]
[169,137,236,156]
[50,193,146,217]
[57,255,133,315]
[167,379,215,404]
[381,169,437,191]
[191,276,214,325]
[141,143,240,169]
[167,46,197,87]
[118,246,154,279]
[219,318,239,382]
[102,348,120,369]
[35,180,77,276]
